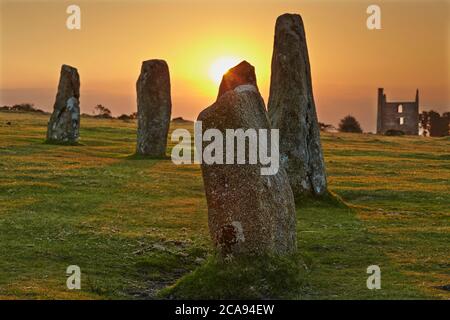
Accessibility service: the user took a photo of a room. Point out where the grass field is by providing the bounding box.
[0,111,449,299]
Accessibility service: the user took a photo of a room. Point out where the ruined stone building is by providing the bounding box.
[376,88,419,135]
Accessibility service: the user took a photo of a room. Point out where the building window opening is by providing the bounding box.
[399,117,404,125]
[398,104,403,113]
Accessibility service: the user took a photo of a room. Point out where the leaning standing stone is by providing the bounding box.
[136,59,172,157]
[268,13,327,197]
[46,65,80,143]
[198,76,297,257]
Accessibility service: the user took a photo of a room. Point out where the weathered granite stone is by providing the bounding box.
[217,61,258,99]
[198,83,297,257]
[268,13,327,197]
[136,59,172,157]
[46,65,80,143]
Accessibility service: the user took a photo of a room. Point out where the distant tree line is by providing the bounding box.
[117,112,137,121]
[1,103,45,113]
[318,122,336,132]
[419,110,449,137]
[80,104,137,121]
[2,102,139,121]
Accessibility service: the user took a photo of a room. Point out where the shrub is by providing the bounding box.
[93,104,113,118]
[385,129,405,136]
[338,115,363,133]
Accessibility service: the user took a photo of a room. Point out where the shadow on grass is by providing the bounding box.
[125,153,171,161]
[44,139,85,146]
[159,252,311,300]
[295,190,348,209]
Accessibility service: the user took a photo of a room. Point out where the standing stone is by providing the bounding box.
[268,13,327,198]
[217,60,258,99]
[198,63,297,257]
[46,65,80,143]
[136,59,172,157]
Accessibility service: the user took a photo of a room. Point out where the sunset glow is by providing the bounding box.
[209,56,242,85]
[0,0,448,131]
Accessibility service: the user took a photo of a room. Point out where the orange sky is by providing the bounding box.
[0,0,448,132]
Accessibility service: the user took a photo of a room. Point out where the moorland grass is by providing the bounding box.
[0,112,448,299]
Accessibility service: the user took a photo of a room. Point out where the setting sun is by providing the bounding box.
[209,56,242,85]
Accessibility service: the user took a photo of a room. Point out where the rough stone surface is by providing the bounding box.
[217,61,258,99]
[136,59,172,157]
[268,13,327,197]
[46,65,80,143]
[198,84,297,257]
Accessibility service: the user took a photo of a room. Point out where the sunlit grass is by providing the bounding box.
[0,112,448,299]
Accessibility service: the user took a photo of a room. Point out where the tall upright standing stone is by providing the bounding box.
[268,13,327,198]
[136,59,172,157]
[46,65,80,143]
[198,62,297,257]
